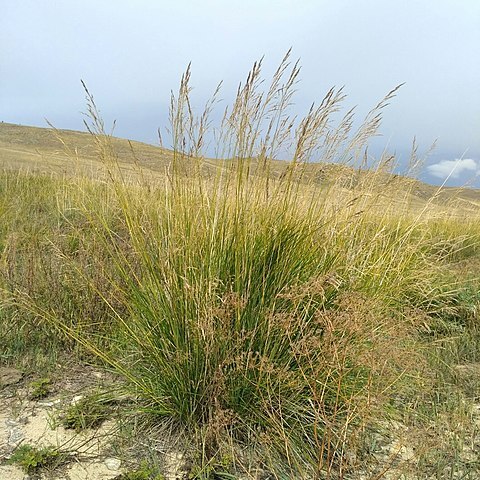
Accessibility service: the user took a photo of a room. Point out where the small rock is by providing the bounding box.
[8,428,25,445]
[104,457,122,470]
[38,398,62,407]
[71,395,84,405]
[0,368,23,387]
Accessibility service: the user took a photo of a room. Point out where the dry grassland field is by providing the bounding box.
[1,61,480,480]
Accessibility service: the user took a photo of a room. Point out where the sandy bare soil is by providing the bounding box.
[2,364,480,479]
[0,364,192,480]
[0,366,124,479]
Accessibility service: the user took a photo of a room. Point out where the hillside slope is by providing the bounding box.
[1,122,479,214]
[0,122,174,176]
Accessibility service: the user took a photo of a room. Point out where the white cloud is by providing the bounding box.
[427,158,479,180]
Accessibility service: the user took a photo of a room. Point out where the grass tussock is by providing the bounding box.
[1,52,480,478]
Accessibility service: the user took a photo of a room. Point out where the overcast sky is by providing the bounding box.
[2,0,479,186]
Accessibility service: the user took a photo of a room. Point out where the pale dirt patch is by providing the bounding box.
[0,367,23,387]
[0,464,25,480]
[0,367,123,480]
[65,460,122,480]
[0,365,188,480]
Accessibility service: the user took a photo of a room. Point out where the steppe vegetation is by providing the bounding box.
[1,53,480,478]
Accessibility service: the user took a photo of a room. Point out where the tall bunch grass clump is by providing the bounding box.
[13,52,478,477]
[82,54,417,474]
